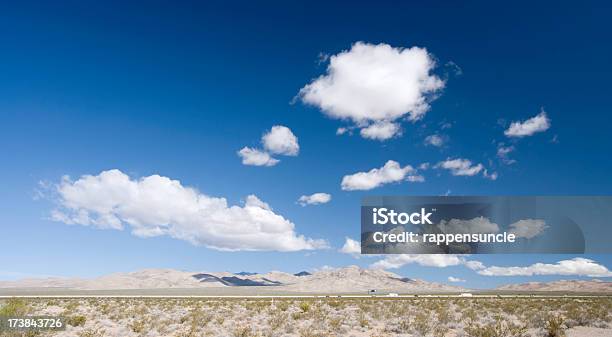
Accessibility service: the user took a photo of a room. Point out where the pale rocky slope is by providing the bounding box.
[497,279,612,292]
[0,266,463,292]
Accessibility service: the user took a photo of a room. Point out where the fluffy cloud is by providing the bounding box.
[341,160,416,191]
[371,254,486,271]
[299,42,444,140]
[508,219,548,239]
[298,193,331,206]
[448,276,466,282]
[262,125,299,156]
[238,125,299,166]
[359,121,401,140]
[424,134,444,147]
[478,258,612,277]
[435,158,484,177]
[371,254,467,269]
[504,110,551,137]
[438,217,500,235]
[50,170,327,252]
[237,147,280,166]
[465,260,486,270]
[339,237,361,256]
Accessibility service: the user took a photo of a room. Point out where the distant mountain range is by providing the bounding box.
[496,279,612,292]
[0,266,462,293]
[1,266,609,293]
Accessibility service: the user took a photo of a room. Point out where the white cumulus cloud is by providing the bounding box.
[359,121,401,140]
[237,147,280,166]
[262,125,300,156]
[504,110,551,137]
[435,158,484,177]
[465,260,486,270]
[298,193,331,206]
[50,170,327,252]
[238,125,299,166]
[448,276,466,282]
[478,258,612,277]
[339,237,361,256]
[371,254,466,269]
[371,254,484,271]
[508,219,548,239]
[438,217,500,235]
[341,160,416,191]
[299,42,444,140]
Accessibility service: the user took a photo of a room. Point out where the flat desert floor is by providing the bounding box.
[1,297,611,337]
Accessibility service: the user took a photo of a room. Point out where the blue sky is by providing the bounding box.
[1,1,611,288]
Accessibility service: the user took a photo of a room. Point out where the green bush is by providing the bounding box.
[0,299,29,316]
[66,315,87,327]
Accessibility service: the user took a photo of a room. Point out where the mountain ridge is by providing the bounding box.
[2,267,610,293]
[496,279,612,292]
[0,266,463,293]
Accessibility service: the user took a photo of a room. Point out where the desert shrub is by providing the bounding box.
[66,315,87,327]
[464,316,527,337]
[526,309,549,329]
[358,313,369,328]
[77,328,105,337]
[275,300,290,312]
[545,315,565,337]
[329,316,344,331]
[232,325,252,337]
[299,301,311,313]
[0,299,30,316]
[45,299,59,306]
[298,326,328,337]
[397,318,411,333]
[433,325,448,337]
[129,319,147,333]
[463,307,478,322]
[412,312,431,336]
[63,301,79,312]
[436,305,452,325]
[328,299,345,311]
[268,312,287,330]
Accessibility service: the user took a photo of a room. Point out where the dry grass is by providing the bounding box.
[0,296,609,336]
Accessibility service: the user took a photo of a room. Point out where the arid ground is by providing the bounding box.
[1,296,611,337]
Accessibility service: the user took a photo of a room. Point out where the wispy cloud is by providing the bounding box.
[298,193,331,206]
[497,144,516,165]
[371,254,484,270]
[504,110,551,137]
[435,158,483,177]
[424,134,445,147]
[478,258,612,277]
[341,160,417,191]
[237,147,279,166]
